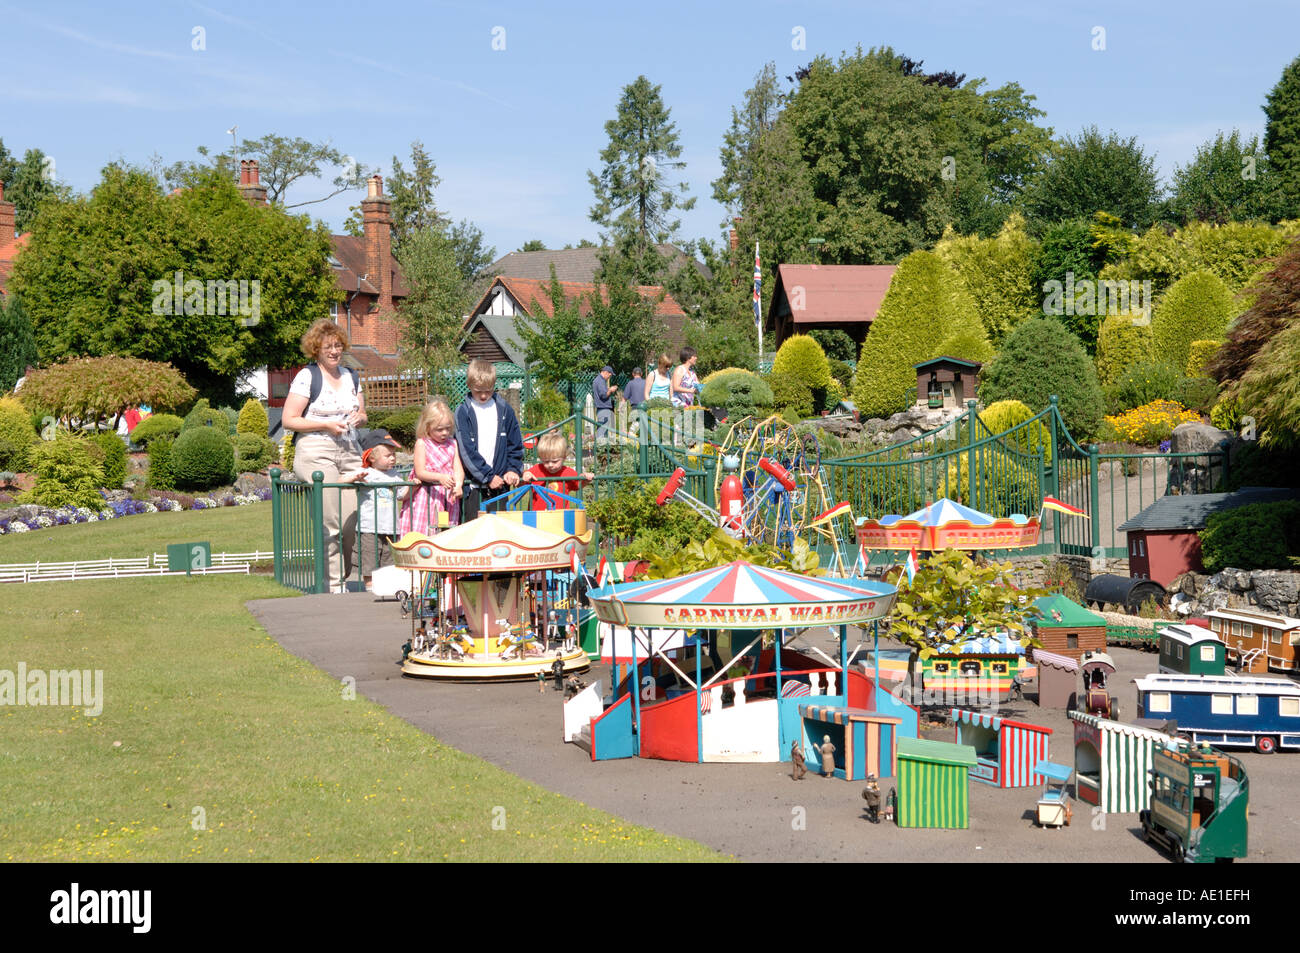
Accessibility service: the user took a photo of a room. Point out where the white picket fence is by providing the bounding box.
[0,551,269,584]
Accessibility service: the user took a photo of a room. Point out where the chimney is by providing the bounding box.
[729,217,741,252]
[361,174,393,311]
[238,159,268,206]
[0,182,14,241]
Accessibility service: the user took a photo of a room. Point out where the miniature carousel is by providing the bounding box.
[393,507,593,681]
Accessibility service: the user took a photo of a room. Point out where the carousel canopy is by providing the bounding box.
[856,497,1040,551]
[391,514,589,574]
[588,561,897,630]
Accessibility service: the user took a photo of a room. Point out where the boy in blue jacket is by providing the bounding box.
[455,359,524,522]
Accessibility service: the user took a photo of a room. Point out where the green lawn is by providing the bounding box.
[0,512,721,862]
[0,503,273,564]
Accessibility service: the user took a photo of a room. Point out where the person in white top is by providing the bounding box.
[281,319,368,593]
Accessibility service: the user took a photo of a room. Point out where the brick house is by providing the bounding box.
[461,276,689,367]
[0,181,31,302]
[255,165,409,405]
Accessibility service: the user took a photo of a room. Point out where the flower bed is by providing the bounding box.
[0,488,271,535]
[1102,399,1200,446]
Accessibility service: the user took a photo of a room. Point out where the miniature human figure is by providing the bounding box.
[883,788,897,823]
[820,735,836,777]
[564,621,578,652]
[552,651,565,691]
[456,359,524,522]
[791,741,807,780]
[536,672,546,694]
[521,431,593,508]
[399,398,463,535]
[564,676,587,700]
[862,775,881,823]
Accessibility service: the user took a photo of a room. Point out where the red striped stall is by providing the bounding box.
[950,708,1052,788]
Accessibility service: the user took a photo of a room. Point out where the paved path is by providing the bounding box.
[249,592,1297,863]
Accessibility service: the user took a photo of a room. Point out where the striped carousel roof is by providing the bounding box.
[594,561,895,606]
[878,498,1031,528]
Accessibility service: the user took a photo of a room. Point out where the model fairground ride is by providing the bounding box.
[1080,650,1118,719]
[658,415,852,567]
[393,497,593,680]
[565,561,917,771]
[856,497,1042,554]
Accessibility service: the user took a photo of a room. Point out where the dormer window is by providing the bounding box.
[328,254,342,268]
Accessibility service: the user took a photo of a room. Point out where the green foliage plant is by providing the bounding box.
[522,388,571,432]
[1185,340,1221,377]
[94,432,128,489]
[147,437,175,491]
[852,250,991,419]
[236,399,269,437]
[128,413,184,447]
[19,356,196,432]
[1104,361,1186,414]
[807,329,857,362]
[23,433,106,509]
[766,369,815,419]
[1095,314,1154,386]
[0,396,38,472]
[1151,270,1236,373]
[698,369,774,420]
[978,316,1104,439]
[586,479,712,560]
[889,549,1050,657]
[1200,501,1300,572]
[171,425,236,490]
[771,334,832,390]
[233,433,278,472]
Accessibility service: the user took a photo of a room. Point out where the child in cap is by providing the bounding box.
[521,431,592,510]
[354,429,408,579]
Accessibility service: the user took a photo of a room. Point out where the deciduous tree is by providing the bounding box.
[1022,126,1162,230]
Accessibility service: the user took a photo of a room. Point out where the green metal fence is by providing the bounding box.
[273,397,1230,588]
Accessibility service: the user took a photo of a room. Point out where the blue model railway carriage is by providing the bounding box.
[1133,674,1300,754]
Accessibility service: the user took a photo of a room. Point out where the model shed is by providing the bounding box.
[1031,594,1107,661]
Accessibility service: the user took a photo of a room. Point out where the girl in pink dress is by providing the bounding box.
[399,398,464,534]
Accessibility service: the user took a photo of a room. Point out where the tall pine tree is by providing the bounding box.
[588,76,695,285]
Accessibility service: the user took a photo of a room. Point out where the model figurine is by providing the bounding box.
[791,741,807,780]
[820,735,836,777]
[862,775,881,823]
[552,651,565,691]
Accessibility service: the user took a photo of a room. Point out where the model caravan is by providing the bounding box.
[1133,674,1300,753]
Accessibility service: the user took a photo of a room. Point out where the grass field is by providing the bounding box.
[0,513,721,862]
[0,503,273,564]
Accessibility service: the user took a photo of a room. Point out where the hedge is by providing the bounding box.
[236,398,269,437]
[171,425,236,490]
[0,396,37,472]
[128,413,184,447]
[1200,500,1300,572]
[1151,270,1236,374]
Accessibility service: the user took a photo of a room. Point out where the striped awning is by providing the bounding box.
[1033,649,1080,672]
[857,497,1041,551]
[800,705,901,726]
[951,708,1052,735]
[933,632,1027,656]
[588,561,897,630]
[1068,711,1173,741]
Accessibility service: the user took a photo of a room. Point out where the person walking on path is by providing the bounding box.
[671,347,699,408]
[592,365,617,443]
[623,366,646,409]
[646,353,673,403]
[282,319,367,593]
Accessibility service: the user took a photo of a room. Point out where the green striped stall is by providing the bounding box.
[1069,711,1184,813]
[895,737,978,829]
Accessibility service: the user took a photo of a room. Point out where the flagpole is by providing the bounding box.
[754,242,763,362]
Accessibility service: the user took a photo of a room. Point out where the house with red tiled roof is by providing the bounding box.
[461,275,688,367]
[767,264,897,348]
[253,164,410,404]
[0,182,31,301]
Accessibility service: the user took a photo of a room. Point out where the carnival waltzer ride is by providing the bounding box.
[394,493,593,680]
[563,561,918,775]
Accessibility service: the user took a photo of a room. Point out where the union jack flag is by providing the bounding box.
[753,243,762,330]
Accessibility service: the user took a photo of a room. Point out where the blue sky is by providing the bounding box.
[3,0,1297,258]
